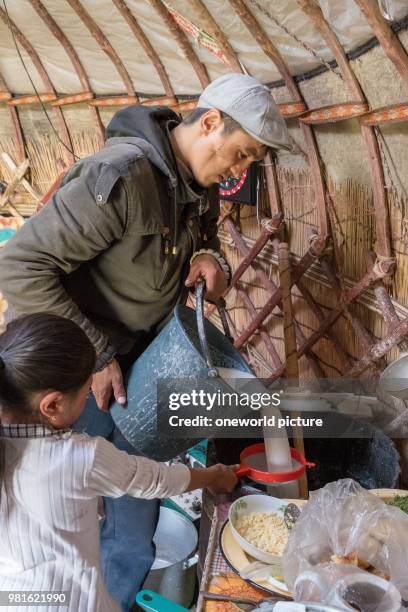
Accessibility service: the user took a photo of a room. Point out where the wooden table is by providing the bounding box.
[198,501,289,611]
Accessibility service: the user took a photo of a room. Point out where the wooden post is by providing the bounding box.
[278,242,308,499]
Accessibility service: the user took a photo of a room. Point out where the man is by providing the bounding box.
[0,73,292,610]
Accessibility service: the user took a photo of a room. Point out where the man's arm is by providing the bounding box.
[185,185,230,300]
[0,161,127,369]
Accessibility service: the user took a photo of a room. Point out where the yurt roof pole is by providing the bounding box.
[111,0,175,99]
[298,0,393,261]
[0,7,74,164]
[27,0,104,149]
[0,71,25,162]
[228,0,329,240]
[298,0,408,361]
[228,0,400,376]
[147,0,209,88]
[293,1,383,359]
[185,0,242,72]
[227,0,332,362]
[65,0,137,99]
[355,0,408,91]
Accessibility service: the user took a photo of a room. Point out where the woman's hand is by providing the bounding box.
[92,358,127,411]
[205,463,239,495]
[187,463,239,494]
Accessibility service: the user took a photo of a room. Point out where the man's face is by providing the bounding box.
[188,110,268,187]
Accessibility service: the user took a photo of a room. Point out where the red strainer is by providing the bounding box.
[235,442,316,484]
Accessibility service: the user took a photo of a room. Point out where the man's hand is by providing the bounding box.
[185,254,228,301]
[92,358,127,411]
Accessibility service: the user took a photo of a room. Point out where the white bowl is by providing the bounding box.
[228,494,289,564]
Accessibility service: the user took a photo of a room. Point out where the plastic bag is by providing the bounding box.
[293,564,401,611]
[282,479,408,608]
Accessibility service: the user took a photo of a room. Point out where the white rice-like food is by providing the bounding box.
[235,511,288,555]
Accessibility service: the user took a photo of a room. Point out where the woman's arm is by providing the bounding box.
[84,437,238,499]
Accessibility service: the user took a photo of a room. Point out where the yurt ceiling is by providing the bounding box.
[0,0,407,95]
[0,0,408,181]
[0,0,405,96]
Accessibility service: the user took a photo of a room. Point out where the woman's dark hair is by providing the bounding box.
[182,108,242,134]
[0,313,95,416]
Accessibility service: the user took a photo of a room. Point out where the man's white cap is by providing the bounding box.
[198,73,293,152]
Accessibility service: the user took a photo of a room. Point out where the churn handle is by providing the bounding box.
[195,280,218,377]
[196,280,234,377]
[213,296,234,344]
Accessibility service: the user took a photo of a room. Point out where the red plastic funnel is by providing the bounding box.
[235,442,316,484]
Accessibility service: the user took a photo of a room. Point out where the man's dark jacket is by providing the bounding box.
[0,106,221,368]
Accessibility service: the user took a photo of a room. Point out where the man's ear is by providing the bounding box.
[200,108,223,135]
[39,391,64,421]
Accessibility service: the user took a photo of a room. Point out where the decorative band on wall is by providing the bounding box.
[172,100,308,117]
[173,100,198,112]
[7,94,57,106]
[278,102,307,117]
[299,102,369,124]
[359,103,408,126]
[88,96,177,108]
[88,96,139,106]
[0,93,307,118]
[51,92,94,106]
[140,96,177,107]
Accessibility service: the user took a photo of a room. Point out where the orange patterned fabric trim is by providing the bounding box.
[173,100,308,118]
[140,96,178,107]
[359,103,408,125]
[278,102,307,117]
[299,102,368,124]
[88,96,178,108]
[0,91,12,101]
[173,100,198,112]
[51,92,94,106]
[7,94,57,106]
[88,96,139,106]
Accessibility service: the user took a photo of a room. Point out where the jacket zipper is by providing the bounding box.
[186,218,197,254]
[157,236,170,289]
